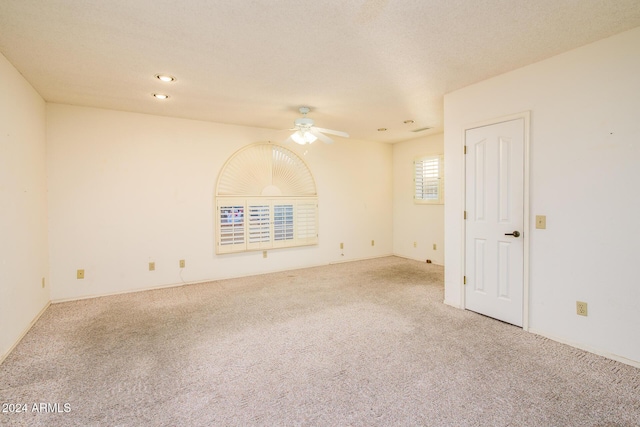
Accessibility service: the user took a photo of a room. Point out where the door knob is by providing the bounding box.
[505,231,521,237]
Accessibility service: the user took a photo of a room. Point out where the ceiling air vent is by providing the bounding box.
[411,127,432,133]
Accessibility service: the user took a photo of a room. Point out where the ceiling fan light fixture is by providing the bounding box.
[291,130,317,145]
[284,106,347,145]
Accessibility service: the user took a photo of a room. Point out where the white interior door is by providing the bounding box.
[465,118,525,326]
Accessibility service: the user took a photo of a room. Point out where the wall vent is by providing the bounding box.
[411,127,432,133]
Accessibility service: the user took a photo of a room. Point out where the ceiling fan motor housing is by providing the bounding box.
[294,117,314,128]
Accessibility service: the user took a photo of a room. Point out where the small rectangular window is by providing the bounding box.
[414,155,444,204]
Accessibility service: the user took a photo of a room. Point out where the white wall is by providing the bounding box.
[46,104,393,301]
[392,134,444,264]
[444,27,640,364]
[0,53,49,362]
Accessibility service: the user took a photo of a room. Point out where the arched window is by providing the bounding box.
[216,142,318,254]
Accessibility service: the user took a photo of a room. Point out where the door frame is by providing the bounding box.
[461,111,531,330]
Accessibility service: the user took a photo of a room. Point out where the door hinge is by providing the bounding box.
[464,145,467,154]
[464,211,467,220]
[463,276,467,285]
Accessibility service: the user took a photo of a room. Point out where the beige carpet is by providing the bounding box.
[1,256,639,426]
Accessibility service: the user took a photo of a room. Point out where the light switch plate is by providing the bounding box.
[536,215,546,229]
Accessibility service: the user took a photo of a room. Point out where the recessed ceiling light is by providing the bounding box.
[155,74,176,82]
[403,120,414,124]
[153,93,169,99]
[378,128,387,132]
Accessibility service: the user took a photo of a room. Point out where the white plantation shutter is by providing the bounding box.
[273,203,295,247]
[414,155,444,204]
[247,202,271,250]
[217,201,246,253]
[216,143,318,254]
[296,200,318,245]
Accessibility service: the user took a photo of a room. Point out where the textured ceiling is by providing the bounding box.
[1,0,640,143]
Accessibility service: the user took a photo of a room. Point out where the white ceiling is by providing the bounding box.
[1,1,640,143]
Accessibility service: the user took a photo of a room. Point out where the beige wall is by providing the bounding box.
[444,27,640,365]
[46,104,393,301]
[0,53,50,362]
[392,134,444,264]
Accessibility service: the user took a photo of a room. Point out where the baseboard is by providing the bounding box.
[528,328,640,369]
[51,278,221,304]
[329,253,395,265]
[52,254,398,304]
[392,253,444,266]
[443,298,462,309]
[0,301,51,366]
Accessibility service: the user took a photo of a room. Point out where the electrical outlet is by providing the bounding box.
[340,242,344,250]
[371,240,375,246]
[149,262,155,271]
[576,301,588,316]
[433,243,437,250]
[77,269,84,279]
[536,215,547,229]
[263,251,267,258]
[413,242,417,248]
[179,259,185,268]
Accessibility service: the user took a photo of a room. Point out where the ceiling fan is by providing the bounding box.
[285,107,349,145]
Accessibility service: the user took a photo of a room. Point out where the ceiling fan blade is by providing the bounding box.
[309,129,334,144]
[313,127,349,138]
[284,135,295,144]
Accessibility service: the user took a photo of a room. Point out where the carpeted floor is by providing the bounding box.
[1,256,639,426]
